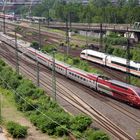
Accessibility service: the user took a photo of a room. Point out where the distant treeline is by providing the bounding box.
[15,0,140,24]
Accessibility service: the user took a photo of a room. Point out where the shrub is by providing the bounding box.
[55,125,68,136]
[6,121,28,138]
[31,41,40,49]
[87,130,110,140]
[70,115,92,132]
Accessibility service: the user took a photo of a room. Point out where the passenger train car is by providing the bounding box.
[0,32,140,107]
[80,49,140,77]
[0,13,16,20]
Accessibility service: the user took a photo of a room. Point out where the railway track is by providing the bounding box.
[1,21,130,82]
[0,42,139,140]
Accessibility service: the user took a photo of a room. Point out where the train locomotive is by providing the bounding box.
[80,49,140,77]
[0,32,140,107]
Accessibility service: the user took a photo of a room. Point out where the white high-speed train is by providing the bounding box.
[80,49,140,77]
[0,32,140,107]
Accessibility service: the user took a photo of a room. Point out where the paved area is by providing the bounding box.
[0,133,8,140]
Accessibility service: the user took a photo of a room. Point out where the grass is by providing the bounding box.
[0,88,24,123]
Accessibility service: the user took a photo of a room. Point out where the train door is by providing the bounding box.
[95,76,113,96]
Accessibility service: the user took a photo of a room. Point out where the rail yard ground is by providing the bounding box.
[0,41,140,139]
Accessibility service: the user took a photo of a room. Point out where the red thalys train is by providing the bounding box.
[0,32,140,107]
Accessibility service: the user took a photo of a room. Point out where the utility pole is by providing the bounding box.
[36,51,39,87]
[66,14,70,56]
[52,49,56,101]
[126,27,131,84]
[3,10,6,34]
[35,19,41,87]
[39,19,41,48]
[47,8,50,27]
[15,30,19,74]
[2,0,7,34]
[100,23,103,52]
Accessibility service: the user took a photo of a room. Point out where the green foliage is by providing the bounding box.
[25,0,140,24]
[42,45,56,53]
[70,115,92,132]
[31,41,40,49]
[0,59,6,67]
[136,130,140,140]
[104,34,127,46]
[55,125,68,136]
[0,66,20,89]
[85,130,110,140]
[29,111,70,136]
[6,121,28,138]
[43,48,101,74]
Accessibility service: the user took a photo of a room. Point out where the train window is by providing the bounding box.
[127,66,138,71]
[111,61,126,67]
[88,54,102,60]
[69,72,71,74]
[81,52,85,55]
[112,90,126,96]
[112,61,138,70]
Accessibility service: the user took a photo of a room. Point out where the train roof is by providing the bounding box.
[109,79,140,92]
[28,47,71,68]
[81,49,107,58]
[109,55,140,67]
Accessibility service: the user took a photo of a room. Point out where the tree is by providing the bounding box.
[118,0,126,7]
[90,0,111,7]
[127,0,139,7]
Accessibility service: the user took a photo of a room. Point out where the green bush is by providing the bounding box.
[31,41,40,49]
[6,121,28,138]
[86,130,110,140]
[70,115,92,132]
[55,125,68,136]
[104,34,127,45]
